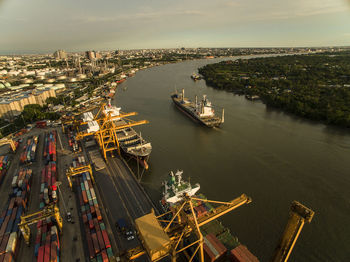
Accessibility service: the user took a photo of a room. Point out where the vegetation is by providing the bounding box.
[0,104,60,137]
[199,52,350,127]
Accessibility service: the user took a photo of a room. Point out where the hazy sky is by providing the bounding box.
[1,0,350,54]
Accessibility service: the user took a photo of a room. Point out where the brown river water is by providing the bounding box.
[113,56,350,262]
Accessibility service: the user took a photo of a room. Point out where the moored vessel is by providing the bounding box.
[171,89,224,127]
[191,72,202,80]
[103,103,152,169]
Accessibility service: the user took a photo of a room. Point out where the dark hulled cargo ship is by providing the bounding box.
[171,89,224,127]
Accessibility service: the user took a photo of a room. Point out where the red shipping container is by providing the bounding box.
[206,234,227,255]
[230,248,246,262]
[0,234,10,254]
[237,245,259,262]
[50,241,57,262]
[89,219,94,229]
[101,230,111,249]
[8,198,15,210]
[91,233,100,254]
[82,214,88,224]
[93,218,100,231]
[82,191,88,204]
[0,210,6,219]
[203,243,216,262]
[85,232,95,259]
[96,230,105,251]
[90,205,95,214]
[101,250,108,262]
[3,252,14,262]
[95,207,102,221]
[44,243,50,262]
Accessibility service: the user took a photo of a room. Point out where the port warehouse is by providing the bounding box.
[0,130,261,262]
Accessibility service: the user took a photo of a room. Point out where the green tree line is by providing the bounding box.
[199,52,350,127]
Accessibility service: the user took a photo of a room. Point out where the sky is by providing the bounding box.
[0,0,350,54]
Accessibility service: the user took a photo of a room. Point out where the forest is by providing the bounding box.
[198,52,350,127]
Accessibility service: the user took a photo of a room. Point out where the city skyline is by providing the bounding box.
[1,0,350,54]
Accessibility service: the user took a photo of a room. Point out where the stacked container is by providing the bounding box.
[198,197,256,261]
[39,162,58,209]
[20,136,38,164]
[0,156,11,187]
[35,132,60,262]
[0,168,32,261]
[72,156,113,261]
[230,245,259,262]
[67,129,80,153]
[35,219,60,262]
[43,131,57,164]
[203,234,227,262]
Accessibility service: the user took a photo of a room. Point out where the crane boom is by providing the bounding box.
[195,194,252,227]
[271,201,315,262]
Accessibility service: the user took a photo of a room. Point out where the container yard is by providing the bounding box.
[0,167,32,261]
[0,156,11,187]
[72,156,114,261]
[20,136,38,164]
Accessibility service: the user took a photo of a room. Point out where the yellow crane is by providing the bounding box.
[66,164,94,189]
[74,102,149,160]
[18,204,63,245]
[127,195,314,262]
[127,193,252,261]
[0,136,17,152]
[271,201,315,262]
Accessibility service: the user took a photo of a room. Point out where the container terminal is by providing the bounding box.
[0,98,315,262]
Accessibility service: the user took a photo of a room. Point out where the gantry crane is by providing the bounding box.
[127,193,252,262]
[74,101,149,160]
[127,195,314,262]
[61,97,105,133]
[66,164,94,189]
[18,204,63,245]
[271,201,315,262]
[0,136,17,152]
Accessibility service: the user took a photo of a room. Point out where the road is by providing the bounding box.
[91,155,156,261]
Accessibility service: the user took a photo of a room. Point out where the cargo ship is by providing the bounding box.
[191,73,202,81]
[171,89,224,127]
[160,171,259,262]
[102,103,152,169]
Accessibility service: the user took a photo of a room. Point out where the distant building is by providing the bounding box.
[85,51,96,60]
[85,50,102,60]
[53,50,67,60]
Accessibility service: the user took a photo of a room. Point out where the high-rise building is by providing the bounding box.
[53,50,67,60]
[85,51,96,60]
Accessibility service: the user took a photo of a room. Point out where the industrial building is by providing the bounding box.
[0,88,56,119]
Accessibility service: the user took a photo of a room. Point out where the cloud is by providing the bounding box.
[75,9,206,24]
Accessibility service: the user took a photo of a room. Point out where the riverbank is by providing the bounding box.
[199,51,350,128]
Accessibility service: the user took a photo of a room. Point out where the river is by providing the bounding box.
[113,56,350,262]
